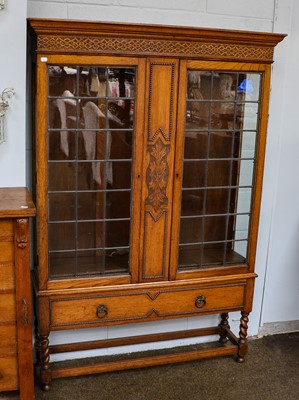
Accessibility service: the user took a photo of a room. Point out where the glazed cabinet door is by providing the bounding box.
[35,55,271,288]
[35,56,146,289]
[170,61,271,279]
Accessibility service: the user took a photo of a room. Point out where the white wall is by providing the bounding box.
[22,0,299,359]
[260,0,299,328]
[250,0,299,337]
[28,0,275,31]
[0,1,27,186]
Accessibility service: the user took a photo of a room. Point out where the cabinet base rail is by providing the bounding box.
[38,313,249,391]
[52,345,237,380]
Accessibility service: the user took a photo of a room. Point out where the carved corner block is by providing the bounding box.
[15,218,29,250]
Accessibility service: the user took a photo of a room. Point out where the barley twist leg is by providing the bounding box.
[219,312,230,344]
[40,334,52,391]
[237,312,249,363]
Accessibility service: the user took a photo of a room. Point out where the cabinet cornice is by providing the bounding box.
[28,18,286,63]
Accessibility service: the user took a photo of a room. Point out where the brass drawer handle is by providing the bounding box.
[195,295,206,309]
[96,304,108,318]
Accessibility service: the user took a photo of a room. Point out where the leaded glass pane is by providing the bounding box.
[47,65,135,278]
[179,70,261,270]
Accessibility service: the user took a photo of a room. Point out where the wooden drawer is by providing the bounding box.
[0,262,15,290]
[0,240,14,263]
[0,325,17,356]
[0,219,13,236]
[0,293,16,322]
[50,283,245,328]
[0,356,18,392]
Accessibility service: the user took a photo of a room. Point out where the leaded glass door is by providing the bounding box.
[36,56,146,287]
[170,61,268,277]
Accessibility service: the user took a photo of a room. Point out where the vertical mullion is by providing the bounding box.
[199,71,213,268]
[127,69,134,272]
[100,66,109,275]
[47,100,50,276]
[47,71,50,270]
[246,73,262,262]
[74,66,80,277]
[222,72,238,265]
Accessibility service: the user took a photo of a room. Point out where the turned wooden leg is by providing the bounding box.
[39,334,52,391]
[237,312,249,363]
[219,312,230,344]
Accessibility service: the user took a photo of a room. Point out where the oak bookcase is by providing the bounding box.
[29,18,285,390]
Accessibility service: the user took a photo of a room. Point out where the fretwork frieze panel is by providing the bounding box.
[38,36,274,62]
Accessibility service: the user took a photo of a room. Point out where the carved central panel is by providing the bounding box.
[146,139,170,213]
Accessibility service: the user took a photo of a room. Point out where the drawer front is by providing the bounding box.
[50,283,245,328]
[0,293,16,322]
[0,221,18,392]
[0,262,15,291]
[0,325,17,356]
[0,357,18,391]
[0,219,13,236]
[0,240,14,263]
[0,220,14,265]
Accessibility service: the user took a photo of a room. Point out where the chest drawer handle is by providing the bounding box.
[96,304,108,318]
[195,295,206,309]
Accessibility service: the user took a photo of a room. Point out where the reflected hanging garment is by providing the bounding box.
[55,90,76,157]
[219,74,235,114]
[82,101,113,186]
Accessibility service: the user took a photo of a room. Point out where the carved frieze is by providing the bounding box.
[37,35,274,62]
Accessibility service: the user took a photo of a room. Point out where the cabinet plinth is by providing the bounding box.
[29,18,285,390]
